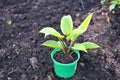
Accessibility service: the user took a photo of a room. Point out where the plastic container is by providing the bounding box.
[51,48,80,78]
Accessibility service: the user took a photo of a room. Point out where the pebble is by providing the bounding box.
[79,63,85,67]
[21,74,27,80]
[8,77,12,80]
[74,18,80,27]
[30,57,38,69]
[0,69,4,77]
[47,75,52,80]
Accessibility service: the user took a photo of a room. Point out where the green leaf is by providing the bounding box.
[41,40,62,49]
[39,27,64,39]
[81,42,100,50]
[66,29,81,41]
[60,15,73,35]
[109,4,116,11]
[7,20,12,26]
[72,43,87,52]
[66,13,93,41]
[78,13,93,34]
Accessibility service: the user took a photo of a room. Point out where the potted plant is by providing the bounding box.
[39,13,100,78]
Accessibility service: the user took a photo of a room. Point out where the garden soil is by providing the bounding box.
[0,0,120,80]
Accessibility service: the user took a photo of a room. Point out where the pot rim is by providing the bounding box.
[51,48,80,66]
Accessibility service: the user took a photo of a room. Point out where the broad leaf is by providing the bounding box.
[66,29,82,41]
[39,27,64,39]
[61,15,73,35]
[41,40,62,49]
[66,13,93,41]
[78,13,93,34]
[109,4,116,11]
[72,43,87,52]
[81,42,100,50]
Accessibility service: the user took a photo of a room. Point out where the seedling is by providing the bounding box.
[7,20,12,26]
[39,13,100,56]
[101,0,120,11]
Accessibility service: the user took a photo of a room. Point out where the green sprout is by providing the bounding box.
[7,20,12,26]
[39,13,100,56]
[101,0,120,11]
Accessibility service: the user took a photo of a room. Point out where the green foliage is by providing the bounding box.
[109,3,117,11]
[42,40,62,49]
[39,13,100,55]
[81,42,100,49]
[72,43,87,52]
[61,15,73,35]
[39,27,64,39]
[66,13,93,41]
[7,20,12,26]
[101,0,120,11]
[109,0,120,11]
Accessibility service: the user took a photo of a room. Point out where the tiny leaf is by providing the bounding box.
[81,42,100,50]
[72,43,87,52]
[7,20,12,26]
[61,15,73,35]
[41,40,62,49]
[39,27,64,39]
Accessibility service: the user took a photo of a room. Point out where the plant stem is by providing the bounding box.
[61,39,67,48]
[70,51,74,55]
[59,38,67,54]
[62,39,68,54]
[67,39,76,54]
[69,54,74,61]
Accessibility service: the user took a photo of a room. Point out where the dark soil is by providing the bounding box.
[0,0,120,80]
[54,51,78,64]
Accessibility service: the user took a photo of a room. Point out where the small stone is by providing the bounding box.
[8,56,10,58]
[19,33,21,36]
[8,77,12,80]
[11,34,14,37]
[112,11,115,14]
[0,69,4,77]
[47,75,52,80]
[114,49,117,52]
[12,44,16,47]
[105,65,108,69]
[101,56,104,59]
[21,74,27,80]
[79,63,85,67]
[82,76,87,80]
[30,57,38,69]
[74,18,80,26]
[76,13,80,17]
[34,75,38,80]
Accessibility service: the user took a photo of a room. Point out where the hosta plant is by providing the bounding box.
[39,13,100,56]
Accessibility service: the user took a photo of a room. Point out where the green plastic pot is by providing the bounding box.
[51,48,80,78]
